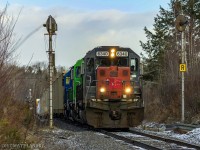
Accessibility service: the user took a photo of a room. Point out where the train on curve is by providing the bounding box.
[37,46,144,128]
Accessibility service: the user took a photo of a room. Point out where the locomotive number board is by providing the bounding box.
[96,51,128,57]
[96,51,109,56]
[116,51,128,57]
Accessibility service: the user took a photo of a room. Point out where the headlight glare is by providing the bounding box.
[100,87,105,93]
[110,53,115,58]
[125,87,131,93]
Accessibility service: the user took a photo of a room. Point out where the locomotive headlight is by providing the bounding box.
[100,87,106,93]
[110,53,115,58]
[110,48,115,58]
[111,49,115,53]
[125,87,131,93]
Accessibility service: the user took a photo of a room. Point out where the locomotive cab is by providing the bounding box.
[94,47,141,103]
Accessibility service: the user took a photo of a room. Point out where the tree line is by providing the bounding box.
[141,0,200,123]
[0,5,51,143]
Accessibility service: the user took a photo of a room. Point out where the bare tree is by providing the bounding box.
[0,4,18,110]
[0,5,32,144]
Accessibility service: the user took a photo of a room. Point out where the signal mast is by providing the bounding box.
[175,1,188,122]
[43,16,57,128]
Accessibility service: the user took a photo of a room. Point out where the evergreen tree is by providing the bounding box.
[140,5,174,81]
[141,0,200,121]
[182,0,200,69]
[140,0,200,81]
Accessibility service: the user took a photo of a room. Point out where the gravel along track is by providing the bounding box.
[35,119,200,150]
[37,119,145,150]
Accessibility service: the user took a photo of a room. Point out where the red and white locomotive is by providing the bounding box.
[82,46,144,128]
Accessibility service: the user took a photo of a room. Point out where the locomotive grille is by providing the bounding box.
[100,70,105,76]
[110,71,118,77]
[123,70,128,76]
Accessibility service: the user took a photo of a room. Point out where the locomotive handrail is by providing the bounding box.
[85,75,92,104]
[85,75,98,103]
[97,79,135,83]
[75,81,81,85]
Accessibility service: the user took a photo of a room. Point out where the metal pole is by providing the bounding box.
[181,31,185,122]
[175,2,187,123]
[47,16,53,128]
[49,32,53,128]
[29,89,32,109]
[44,15,57,129]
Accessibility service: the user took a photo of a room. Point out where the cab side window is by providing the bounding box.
[76,67,81,78]
[71,68,74,79]
[131,58,138,72]
[118,58,128,66]
[87,58,94,72]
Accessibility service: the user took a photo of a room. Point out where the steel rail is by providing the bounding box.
[56,118,200,149]
[129,128,200,149]
[99,130,162,150]
[174,123,200,131]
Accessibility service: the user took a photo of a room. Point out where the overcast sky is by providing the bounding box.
[1,0,170,68]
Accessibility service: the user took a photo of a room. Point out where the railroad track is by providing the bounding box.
[173,123,200,132]
[55,118,200,149]
[55,119,161,149]
[99,129,162,150]
[128,128,200,149]
[98,129,200,150]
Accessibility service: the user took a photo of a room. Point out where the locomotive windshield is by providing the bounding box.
[96,58,128,67]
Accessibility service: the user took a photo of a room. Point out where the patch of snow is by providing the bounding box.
[115,132,144,138]
[94,132,105,136]
[136,121,166,131]
[170,128,200,145]
[111,134,146,150]
[52,129,66,134]
[143,127,200,145]
[136,122,200,146]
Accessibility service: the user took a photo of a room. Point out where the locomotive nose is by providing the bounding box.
[109,110,121,120]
